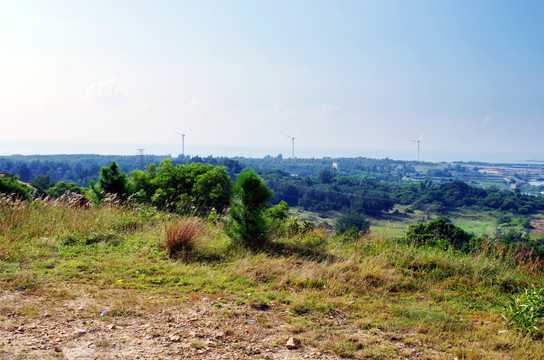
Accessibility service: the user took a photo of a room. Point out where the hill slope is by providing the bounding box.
[1,199,543,359]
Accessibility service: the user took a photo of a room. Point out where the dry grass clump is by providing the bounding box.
[165,217,203,256]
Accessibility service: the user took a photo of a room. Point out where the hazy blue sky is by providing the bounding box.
[2,0,543,161]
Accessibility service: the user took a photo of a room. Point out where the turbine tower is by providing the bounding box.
[175,132,185,156]
[137,148,145,170]
[410,133,424,161]
[284,134,295,158]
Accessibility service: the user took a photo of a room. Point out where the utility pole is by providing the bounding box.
[137,148,145,170]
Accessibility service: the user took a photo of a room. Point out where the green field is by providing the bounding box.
[289,205,537,240]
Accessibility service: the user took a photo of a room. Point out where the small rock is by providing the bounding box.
[100,310,110,317]
[74,328,86,336]
[286,337,301,350]
[54,346,62,352]
[170,335,181,342]
[63,347,96,359]
[245,347,261,355]
[108,324,117,330]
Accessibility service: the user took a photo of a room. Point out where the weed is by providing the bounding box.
[165,217,203,256]
[503,285,544,336]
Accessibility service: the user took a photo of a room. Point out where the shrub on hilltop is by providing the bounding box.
[227,169,273,249]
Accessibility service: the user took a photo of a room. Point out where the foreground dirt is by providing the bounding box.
[0,289,448,359]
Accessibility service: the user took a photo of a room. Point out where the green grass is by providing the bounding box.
[290,205,511,239]
[2,198,544,359]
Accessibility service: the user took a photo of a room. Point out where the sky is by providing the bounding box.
[1,0,544,162]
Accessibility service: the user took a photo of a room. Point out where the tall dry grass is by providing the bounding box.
[165,217,203,256]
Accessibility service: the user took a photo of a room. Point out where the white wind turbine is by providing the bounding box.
[284,132,300,159]
[175,132,185,156]
[410,133,424,161]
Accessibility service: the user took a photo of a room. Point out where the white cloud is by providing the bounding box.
[483,115,493,125]
[84,79,127,105]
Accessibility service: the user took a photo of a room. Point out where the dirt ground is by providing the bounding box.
[0,289,445,360]
[530,219,544,236]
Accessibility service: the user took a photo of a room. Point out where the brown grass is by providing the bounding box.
[165,217,203,256]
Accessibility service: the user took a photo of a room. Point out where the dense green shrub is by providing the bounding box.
[335,210,370,236]
[227,170,273,249]
[503,285,544,336]
[267,200,289,221]
[0,174,33,199]
[130,160,231,215]
[403,218,474,250]
[46,181,84,198]
[90,161,131,202]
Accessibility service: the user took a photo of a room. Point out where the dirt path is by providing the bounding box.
[0,290,444,359]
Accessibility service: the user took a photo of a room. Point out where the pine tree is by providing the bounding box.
[227,170,273,249]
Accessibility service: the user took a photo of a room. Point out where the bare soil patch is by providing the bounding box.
[530,219,544,236]
[0,289,444,360]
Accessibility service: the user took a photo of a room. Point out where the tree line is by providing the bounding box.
[3,158,544,219]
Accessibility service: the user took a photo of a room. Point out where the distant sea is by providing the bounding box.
[1,141,543,165]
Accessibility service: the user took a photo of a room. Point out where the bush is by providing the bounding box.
[335,210,370,235]
[130,160,231,215]
[267,200,289,221]
[46,181,84,198]
[403,218,474,250]
[503,285,544,336]
[227,170,273,249]
[90,161,131,203]
[0,174,34,199]
[165,217,203,256]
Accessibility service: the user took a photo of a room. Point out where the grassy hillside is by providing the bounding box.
[1,197,544,359]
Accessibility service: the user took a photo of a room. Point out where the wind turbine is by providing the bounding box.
[284,134,296,158]
[175,132,185,156]
[410,133,424,161]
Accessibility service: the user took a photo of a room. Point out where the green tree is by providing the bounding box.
[267,200,289,221]
[90,161,130,202]
[31,174,52,193]
[335,210,370,234]
[130,160,231,215]
[404,218,474,250]
[190,165,231,215]
[46,181,84,198]
[227,170,273,248]
[0,174,34,199]
[317,168,334,184]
